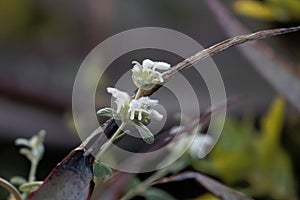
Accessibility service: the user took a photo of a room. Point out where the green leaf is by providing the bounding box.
[19,148,35,161]
[144,187,176,200]
[93,161,112,179]
[97,108,118,118]
[15,138,30,147]
[19,181,43,192]
[10,176,27,186]
[135,123,154,144]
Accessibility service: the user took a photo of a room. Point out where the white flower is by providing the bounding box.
[132,59,171,90]
[107,87,130,113]
[104,87,163,123]
[128,97,163,121]
[189,134,214,159]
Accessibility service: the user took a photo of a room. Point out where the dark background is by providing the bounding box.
[0,0,299,199]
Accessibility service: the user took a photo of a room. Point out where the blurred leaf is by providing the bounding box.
[206,0,300,112]
[135,123,154,144]
[234,0,276,21]
[194,193,220,200]
[251,97,297,199]
[233,0,300,22]
[93,161,112,179]
[19,181,43,192]
[154,171,253,200]
[191,97,297,199]
[144,187,176,200]
[10,176,27,186]
[19,148,35,162]
[192,117,255,184]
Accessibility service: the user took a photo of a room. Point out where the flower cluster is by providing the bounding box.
[132,59,170,90]
[97,59,170,144]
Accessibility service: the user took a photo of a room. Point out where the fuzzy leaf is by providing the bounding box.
[135,123,154,144]
[20,181,43,192]
[97,108,118,118]
[93,161,112,179]
[19,148,35,161]
[10,176,27,186]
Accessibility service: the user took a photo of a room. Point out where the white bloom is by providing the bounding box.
[128,96,163,121]
[132,59,171,90]
[107,87,130,113]
[189,134,214,159]
[149,110,163,121]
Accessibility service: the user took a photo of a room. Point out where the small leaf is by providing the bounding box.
[19,181,43,192]
[93,161,112,179]
[19,148,35,161]
[135,123,154,144]
[10,176,27,186]
[144,187,176,200]
[15,138,30,147]
[97,108,118,118]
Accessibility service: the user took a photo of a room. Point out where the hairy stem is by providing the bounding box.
[97,122,126,158]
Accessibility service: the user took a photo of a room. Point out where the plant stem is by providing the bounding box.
[135,88,142,99]
[0,177,22,200]
[120,167,170,200]
[97,122,126,158]
[28,160,38,182]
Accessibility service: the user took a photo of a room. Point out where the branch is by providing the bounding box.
[82,25,300,151]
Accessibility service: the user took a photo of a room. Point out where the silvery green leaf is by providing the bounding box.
[15,138,30,147]
[97,107,118,118]
[36,130,46,145]
[135,123,154,144]
[20,148,35,161]
[93,161,112,179]
[10,176,27,186]
[20,181,43,192]
[144,187,176,200]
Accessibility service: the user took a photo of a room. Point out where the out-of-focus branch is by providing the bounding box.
[205,0,300,112]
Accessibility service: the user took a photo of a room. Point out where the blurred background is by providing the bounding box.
[0,0,299,199]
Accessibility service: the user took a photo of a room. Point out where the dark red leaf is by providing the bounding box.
[154,171,253,200]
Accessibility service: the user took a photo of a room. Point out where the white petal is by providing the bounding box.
[138,111,143,120]
[149,110,163,121]
[142,59,154,68]
[130,110,135,120]
[153,62,171,71]
[131,65,140,73]
[152,71,164,82]
[107,87,130,102]
[138,97,158,107]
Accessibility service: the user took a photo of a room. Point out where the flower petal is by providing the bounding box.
[153,61,171,71]
[149,110,163,121]
[142,59,154,68]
